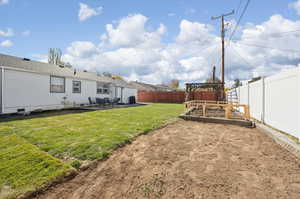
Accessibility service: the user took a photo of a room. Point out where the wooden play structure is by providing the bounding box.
[180,100,254,127]
[184,100,250,121]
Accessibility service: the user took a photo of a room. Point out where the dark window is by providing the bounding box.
[72,81,81,93]
[50,76,65,93]
[97,82,110,94]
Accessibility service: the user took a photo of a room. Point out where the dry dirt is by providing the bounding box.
[35,120,300,199]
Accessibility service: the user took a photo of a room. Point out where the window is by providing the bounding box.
[103,84,109,94]
[97,82,110,94]
[72,81,81,93]
[50,76,65,93]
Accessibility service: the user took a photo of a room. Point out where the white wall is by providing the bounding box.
[122,88,137,103]
[231,67,300,139]
[2,69,110,114]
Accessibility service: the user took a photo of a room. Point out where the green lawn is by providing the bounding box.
[0,134,71,199]
[0,104,183,199]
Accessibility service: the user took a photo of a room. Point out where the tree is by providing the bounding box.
[48,48,62,65]
[111,74,124,80]
[48,48,72,68]
[233,79,242,88]
[249,76,262,83]
[102,72,112,77]
[169,79,179,89]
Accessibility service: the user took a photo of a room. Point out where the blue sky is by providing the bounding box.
[1,0,298,57]
[1,0,300,85]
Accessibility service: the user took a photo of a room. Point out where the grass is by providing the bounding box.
[0,104,183,160]
[0,134,71,199]
[0,104,183,198]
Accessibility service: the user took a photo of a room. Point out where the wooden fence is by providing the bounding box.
[137,91,218,103]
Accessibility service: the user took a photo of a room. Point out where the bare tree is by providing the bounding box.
[48,48,62,65]
[48,48,72,68]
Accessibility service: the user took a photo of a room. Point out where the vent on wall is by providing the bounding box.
[17,108,25,112]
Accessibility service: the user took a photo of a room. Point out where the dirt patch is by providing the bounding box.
[34,120,300,199]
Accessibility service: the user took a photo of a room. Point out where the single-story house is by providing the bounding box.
[0,53,137,114]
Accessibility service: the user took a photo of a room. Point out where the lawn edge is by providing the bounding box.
[20,118,181,199]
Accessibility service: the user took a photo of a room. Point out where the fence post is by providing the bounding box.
[247,82,250,106]
[262,77,265,124]
[298,68,300,138]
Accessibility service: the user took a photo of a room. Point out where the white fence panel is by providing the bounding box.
[234,67,300,139]
[264,68,299,138]
[249,80,263,121]
[239,85,248,105]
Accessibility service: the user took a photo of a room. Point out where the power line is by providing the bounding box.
[237,29,300,40]
[228,0,250,42]
[235,0,243,16]
[230,44,254,67]
[235,42,300,53]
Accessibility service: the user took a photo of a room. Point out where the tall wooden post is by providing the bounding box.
[212,10,234,100]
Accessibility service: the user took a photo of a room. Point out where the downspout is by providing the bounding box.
[121,87,124,103]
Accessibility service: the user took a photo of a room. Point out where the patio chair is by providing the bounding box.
[88,97,96,105]
[104,98,110,105]
[110,98,120,107]
[112,98,120,104]
[96,98,105,106]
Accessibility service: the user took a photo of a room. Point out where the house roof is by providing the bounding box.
[129,81,177,91]
[0,53,134,88]
[112,78,136,89]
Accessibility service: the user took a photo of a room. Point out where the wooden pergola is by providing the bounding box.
[185,82,225,102]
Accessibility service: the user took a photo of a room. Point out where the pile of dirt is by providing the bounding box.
[35,120,300,199]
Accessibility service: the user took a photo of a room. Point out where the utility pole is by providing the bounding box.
[212,66,216,83]
[211,10,234,85]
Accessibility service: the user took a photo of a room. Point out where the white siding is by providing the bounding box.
[2,69,111,114]
[122,88,137,103]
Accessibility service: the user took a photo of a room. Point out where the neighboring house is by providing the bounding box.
[111,78,138,104]
[0,53,137,114]
[130,81,177,92]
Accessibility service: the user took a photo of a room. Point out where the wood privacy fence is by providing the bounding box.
[137,91,218,103]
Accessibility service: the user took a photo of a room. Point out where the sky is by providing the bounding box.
[1,0,300,86]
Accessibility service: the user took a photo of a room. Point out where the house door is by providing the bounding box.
[0,68,2,114]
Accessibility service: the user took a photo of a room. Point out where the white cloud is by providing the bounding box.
[62,14,300,86]
[0,0,9,5]
[78,3,103,21]
[101,14,166,49]
[289,0,300,15]
[22,30,31,36]
[0,28,14,37]
[0,40,13,47]
[176,20,215,44]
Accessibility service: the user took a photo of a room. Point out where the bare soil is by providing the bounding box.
[35,120,300,199]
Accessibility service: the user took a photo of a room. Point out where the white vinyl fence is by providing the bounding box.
[231,67,300,139]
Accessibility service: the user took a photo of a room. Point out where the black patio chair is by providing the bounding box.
[88,97,95,105]
[96,98,105,106]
